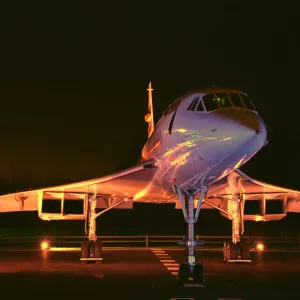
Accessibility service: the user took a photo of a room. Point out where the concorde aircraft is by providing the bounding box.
[1,82,300,284]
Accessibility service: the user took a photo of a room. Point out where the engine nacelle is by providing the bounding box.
[38,191,88,221]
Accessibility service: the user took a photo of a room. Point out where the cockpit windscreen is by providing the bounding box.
[203,94,219,111]
[188,92,256,112]
[215,93,232,108]
[240,93,256,110]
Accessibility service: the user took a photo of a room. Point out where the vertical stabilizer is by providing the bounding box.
[145,82,155,138]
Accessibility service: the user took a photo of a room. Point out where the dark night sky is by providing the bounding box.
[0,2,300,234]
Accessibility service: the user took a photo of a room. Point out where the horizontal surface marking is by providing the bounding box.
[160,260,175,263]
[166,267,179,271]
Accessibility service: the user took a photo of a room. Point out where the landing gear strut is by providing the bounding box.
[81,191,103,263]
[174,186,207,285]
[80,188,131,263]
[223,195,251,263]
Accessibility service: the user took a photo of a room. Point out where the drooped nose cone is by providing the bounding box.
[214,109,267,147]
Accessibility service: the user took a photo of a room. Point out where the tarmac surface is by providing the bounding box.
[0,248,299,300]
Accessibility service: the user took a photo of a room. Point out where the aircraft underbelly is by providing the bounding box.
[157,136,259,191]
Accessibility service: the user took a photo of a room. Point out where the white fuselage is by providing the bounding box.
[141,90,267,194]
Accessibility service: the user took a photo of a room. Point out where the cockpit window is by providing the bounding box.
[187,97,199,111]
[185,91,256,113]
[215,93,232,108]
[202,93,220,111]
[240,93,256,111]
[187,97,205,112]
[196,100,204,111]
[229,93,244,108]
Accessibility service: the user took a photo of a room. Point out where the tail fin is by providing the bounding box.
[144,82,155,138]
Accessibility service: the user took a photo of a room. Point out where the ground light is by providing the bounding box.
[41,241,50,250]
[256,243,264,251]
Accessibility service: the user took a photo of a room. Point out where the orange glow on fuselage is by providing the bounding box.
[170,152,191,167]
[146,141,161,157]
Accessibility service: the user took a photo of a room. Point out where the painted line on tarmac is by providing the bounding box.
[170,271,178,276]
[166,266,179,271]
[151,249,179,276]
[160,259,176,263]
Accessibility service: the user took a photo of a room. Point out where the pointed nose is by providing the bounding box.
[215,109,267,146]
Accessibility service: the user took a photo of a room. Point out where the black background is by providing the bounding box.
[0,2,299,236]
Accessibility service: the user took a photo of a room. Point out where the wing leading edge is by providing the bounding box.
[0,160,158,213]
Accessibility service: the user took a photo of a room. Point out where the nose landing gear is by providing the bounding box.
[174,185,207,286]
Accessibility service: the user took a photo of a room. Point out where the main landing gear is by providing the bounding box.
[223,240,250,263]
[80,190,103,263]
[174,185,207,285]
[81,240,103,263]
[80,189,130,263]
[223,195,251,263]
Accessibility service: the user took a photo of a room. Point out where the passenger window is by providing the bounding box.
[229,93,244,108]
[240,93,256,111]
[203,93,219,111]
[187,97,198,111]
[215,93,232,108]
[196,100,204,111]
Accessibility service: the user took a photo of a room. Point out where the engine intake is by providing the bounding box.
[243,196,287,221]
[38,191,88,221]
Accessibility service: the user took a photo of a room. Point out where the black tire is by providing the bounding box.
[81,241,90,261]
[227,242,237,261]
[193,262,204,283]
[177,263,190,284]
[95,240,103,260]
[242,241,250,260]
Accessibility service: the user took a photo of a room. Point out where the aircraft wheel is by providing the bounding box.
[81,241,90,263]
[177,263,190,284]
[95,240,103,263]
[193,262,204,283]
[242,241,250,260]
[227,242,237,261]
